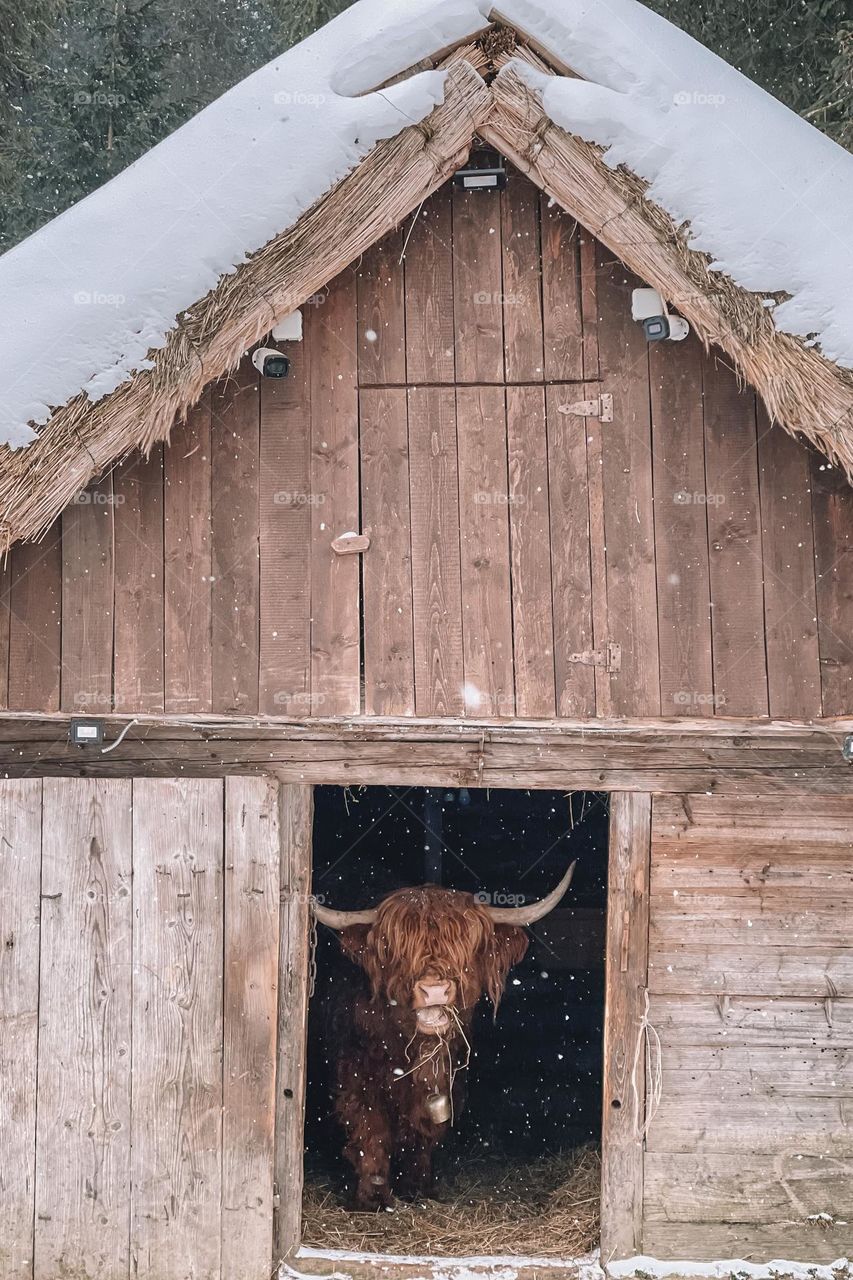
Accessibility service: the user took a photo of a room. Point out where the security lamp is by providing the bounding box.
[454,145,507,190]
[69,717,105,747]
[632,287,690,342]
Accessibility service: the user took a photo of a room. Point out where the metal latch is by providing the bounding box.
[567,641,621,672]
[557,393,613,422]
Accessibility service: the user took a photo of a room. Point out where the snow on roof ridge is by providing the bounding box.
[1,0,853,450]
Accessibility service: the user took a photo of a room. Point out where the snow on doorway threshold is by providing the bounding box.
[283,1253,852,1280]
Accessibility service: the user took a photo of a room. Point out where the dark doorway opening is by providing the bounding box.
[302,786,607,1257]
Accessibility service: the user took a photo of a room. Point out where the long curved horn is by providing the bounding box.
[312,901,378,929]
[486,860,577,925]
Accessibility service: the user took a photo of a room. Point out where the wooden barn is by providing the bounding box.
[1,1,853,1278]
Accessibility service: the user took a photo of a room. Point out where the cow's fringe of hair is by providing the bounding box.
[361,887,525,1012]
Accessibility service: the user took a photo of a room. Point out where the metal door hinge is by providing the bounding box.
[567,641,621,672]
[558,393,613,422]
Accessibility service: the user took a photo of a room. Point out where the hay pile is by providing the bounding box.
[301,1145,600,1258]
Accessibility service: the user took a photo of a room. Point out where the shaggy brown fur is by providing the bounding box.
[324,885,528,1210]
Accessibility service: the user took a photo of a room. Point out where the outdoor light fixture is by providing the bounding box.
[69,717,105,747]
[454,145,507,190]
[843,734,853,763]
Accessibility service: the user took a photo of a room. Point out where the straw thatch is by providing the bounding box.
[2,25,853,549]
[301,1145,601,1258]
[485,44,853,474]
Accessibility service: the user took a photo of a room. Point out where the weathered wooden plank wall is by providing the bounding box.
[643,792,853,1261]
[0,776,285,1280]
[3,163,851,719]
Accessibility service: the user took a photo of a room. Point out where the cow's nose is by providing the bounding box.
[418,981,451,1007]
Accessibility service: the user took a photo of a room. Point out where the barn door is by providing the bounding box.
[0,776,313,1280]
[644,792,853,1262]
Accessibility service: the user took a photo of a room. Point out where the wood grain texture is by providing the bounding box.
[643,1218,851,1264]
[34,779,132,1280]
[222,777,280,1278]
[408,386,464,715]
[308,271,361,716]
[0,555,10,708]
[113,448,165,713]
[646,1094,853,1156]
[404,189,455,384]
[644,1152,853,1223]
[456,385,514,716]
[506,385,555,716]
[61,477,115,714]
[0,779,41,1280]
[131,778,224,1280]
[272,784,313,1263]
[600,791,651,1263]
[360,388,415,715]
[259,339,311,715]
[546,384,595,717]
[649,943,853,997]
[579,229,600,380]
[357,229,406,386]
[649,337,713,715]
[540,192,583,381]
[452,184,504,384]
[596,246,660,715]
[164,400,213,712]
[757,403,822,718]
[211,361,260,714]
[701,352,768,716]
[500,172,544,382]
[649,995,853,1048]
[811,447,853,715]
[8,532,62,712]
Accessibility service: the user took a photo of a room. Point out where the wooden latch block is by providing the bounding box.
[331,530,371,555]
[567,641,622,673]
[557,393,613,422]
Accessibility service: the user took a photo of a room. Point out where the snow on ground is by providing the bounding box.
[2,0,853,448]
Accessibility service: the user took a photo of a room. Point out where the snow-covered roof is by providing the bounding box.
[1,0,853,539]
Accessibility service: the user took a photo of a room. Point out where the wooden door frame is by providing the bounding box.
[271,778,654,1269]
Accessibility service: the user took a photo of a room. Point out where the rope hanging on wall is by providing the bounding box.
[631,987,662,1141]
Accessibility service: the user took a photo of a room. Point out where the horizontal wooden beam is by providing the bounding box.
[1,713,851,791]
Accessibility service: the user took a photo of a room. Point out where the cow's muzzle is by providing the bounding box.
[413,978,454,1034]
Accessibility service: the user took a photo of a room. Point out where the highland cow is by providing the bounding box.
[314,862,576,1210]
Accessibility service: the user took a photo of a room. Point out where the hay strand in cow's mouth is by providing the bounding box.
[394,1006,472,1125]
[301,1144,600,1258]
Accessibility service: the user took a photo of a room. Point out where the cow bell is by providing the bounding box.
[427,1092,451,1124]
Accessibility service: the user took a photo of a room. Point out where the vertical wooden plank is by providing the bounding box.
[164,400,212,712]
[211,362,260,714]
[811,451,853,715]
[308,271,360,716]
[0,779,41,1280]
[702,352,768,716]
[113,448,165,713]
[360,388,415,715]
[580,229,600,380]
[456,385,514,717]
[408,386,464,716]
[131,778,224,1280]
[404,189,455,384]
[586,406,612,717]
[259,341,311,715]
[501,171,544,383]
[272,783,313,1265]
[601,791,652,1263]
[596,247,660,716]
[757,405,822,718]
[34,779,132,1280]
[507,385,556,717]
[452,184,504,384]
[61,477,114,713]
[222,777,280,1279]
[546,384,596,717]
[649,337,714,715]
[8,532,62,711]
[357,230,406,386]
[540,193,583,382]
